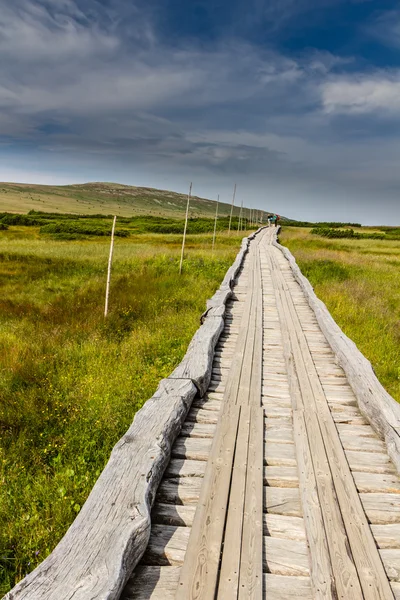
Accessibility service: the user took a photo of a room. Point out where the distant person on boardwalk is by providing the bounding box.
[269,214,278,227]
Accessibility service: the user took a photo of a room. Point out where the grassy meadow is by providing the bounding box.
[0,219,249,593]
[279,227,400,404]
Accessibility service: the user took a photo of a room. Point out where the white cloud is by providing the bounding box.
[321,73,400,115]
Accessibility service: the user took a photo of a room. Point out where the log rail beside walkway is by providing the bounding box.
[6,227,400,600]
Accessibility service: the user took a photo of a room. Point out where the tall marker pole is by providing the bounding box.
[228,183,236,235]
[179,182,192,274]
[212,194,219,253]
[237,199,243,231]
[104,215,117,317]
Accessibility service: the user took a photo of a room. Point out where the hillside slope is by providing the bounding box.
[0,182,270,219]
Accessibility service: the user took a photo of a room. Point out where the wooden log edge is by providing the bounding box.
[273,229,400,474]
[5,229,262,600]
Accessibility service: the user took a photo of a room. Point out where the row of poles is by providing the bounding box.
[105,183,266,316]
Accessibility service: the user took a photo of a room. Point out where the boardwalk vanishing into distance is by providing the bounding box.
[7,227,400,600]
[124,228,400,600]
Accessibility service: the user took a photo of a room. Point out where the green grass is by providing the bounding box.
[0,223,248,594]
[279,227,400,404]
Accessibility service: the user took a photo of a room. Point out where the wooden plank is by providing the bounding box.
[157,478,202,505]
[143,525,190,566]
[264,427,294,445]
[265,442,296,466]
[264,537,310,576]
[262,574,312,599]
[371,524,400,548]
[186,408,219,424]
[165,459,207,479]
[172,437,212,461]
[361,493,400,524]
[180,422,215,438]
[264,514,306,540]
[239,250,264,599]
[336,423,379,438]
[264,487,302,517]
[264,466,299,488]
[353,472,400,494]
[122,565,181,600]
[152,503,196,527]
[218,404,252,596]
[340,434,387,454]
[346,450,396,474]
[380,549,400,581]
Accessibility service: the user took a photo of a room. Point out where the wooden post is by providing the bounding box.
[104,215,117,317]
[237,199,243,231]
[212,194,219,253]
[228,183,236,235]
[179,182,192,274]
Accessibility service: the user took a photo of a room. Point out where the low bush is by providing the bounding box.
[40,222,130,237]
[311,227,385,240]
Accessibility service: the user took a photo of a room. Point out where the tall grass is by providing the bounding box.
[0,225,247,593]
[280,227,400,404]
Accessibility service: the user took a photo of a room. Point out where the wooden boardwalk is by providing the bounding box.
[122,228,400,599]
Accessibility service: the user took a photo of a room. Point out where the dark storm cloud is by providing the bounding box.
[0,0,400,222]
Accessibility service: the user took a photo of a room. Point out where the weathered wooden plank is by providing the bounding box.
[172,437,212,461]
[336,423,378,438]
[186,408,219,424]
[239,252,264,599]
[157,477,202,505]
[262,574,312,599]
[353,472,400,494]
[340,434,387,454]
[152,503,196,527]
[264,487,302,517]
[264,466,299,488]
[371,524,400,549]
[346,450,396,474]
[143,525,190,566]
[361,493,400,524]
[165,459,206,479]
[218,404,252,597]
[4,378,197,600]
[380,549,400,581]
[122,566,180,600]
[264,442,296,466]
[264,514,306,540]
[180,422,215,438]
[264,537,310,576]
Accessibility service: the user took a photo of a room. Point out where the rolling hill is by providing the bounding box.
[0,182,271,220]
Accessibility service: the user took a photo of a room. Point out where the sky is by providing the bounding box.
[1,0,400,223]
